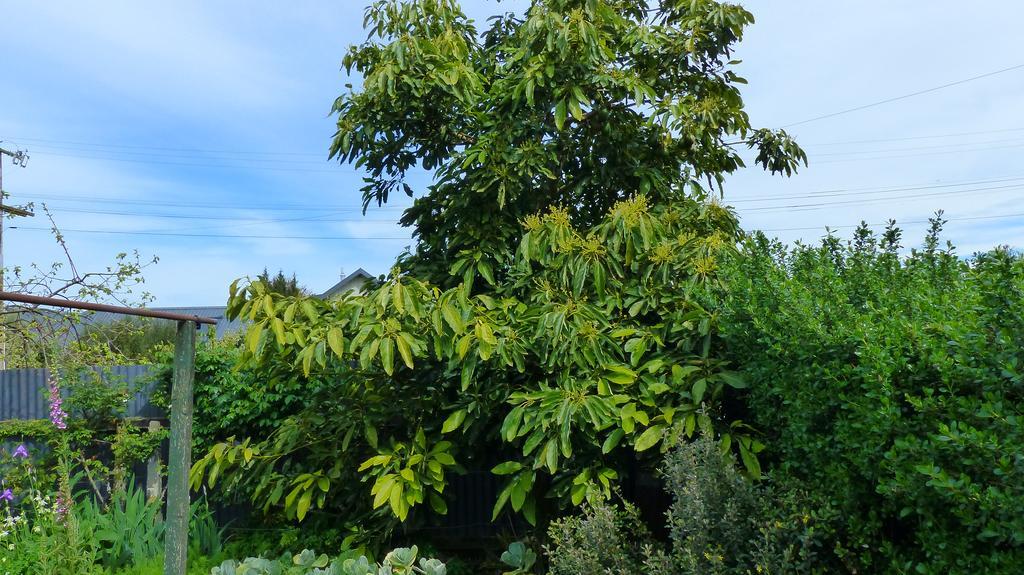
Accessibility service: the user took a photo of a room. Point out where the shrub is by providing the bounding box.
[545,499,649,575]
[151,335,327,455]
[543,436,823,575]
[648,436,825,575]
[720,219,1024,572]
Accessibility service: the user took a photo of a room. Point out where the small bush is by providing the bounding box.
[546,499,650,575]
[544,436,823,575]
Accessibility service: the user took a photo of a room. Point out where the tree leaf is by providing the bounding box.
[296,489,313,521]
[491,461,523,475]
[605,364,637,385]
[395,333,414,368]
[554,99,567,130]
[634,425,665,452]
[718,371,748,389]
[692,378,707,404]
[327,327,346,358]
[441,409,467,434]
[380,337,395,375]
[602,429,625,453]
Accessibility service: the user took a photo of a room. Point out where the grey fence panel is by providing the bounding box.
[0,365,162,420]
[0,368,49,420]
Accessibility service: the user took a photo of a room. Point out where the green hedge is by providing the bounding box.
[721,221,1024,573]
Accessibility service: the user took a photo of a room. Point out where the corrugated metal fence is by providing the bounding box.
[0,365,162,420]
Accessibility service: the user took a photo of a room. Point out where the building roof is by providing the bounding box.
[319,268,374,299]
[86,305,241,336]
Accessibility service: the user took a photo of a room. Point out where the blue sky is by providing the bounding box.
[1,1,1022,305]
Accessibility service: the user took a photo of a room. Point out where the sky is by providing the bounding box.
[1,1,1022,306]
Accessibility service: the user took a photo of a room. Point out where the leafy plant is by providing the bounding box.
[545,436,824,575]
[331,0,804,286]
[500,542,536,575]
[78,482,165,568]
[545,499,649,575]
[192,197,764,534]
[210,546,446,575]
[720,218,1024,572]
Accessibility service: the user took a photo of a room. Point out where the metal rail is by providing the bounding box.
[0,291,217,325]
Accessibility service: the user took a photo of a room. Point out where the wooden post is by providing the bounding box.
[146,420,163,505]
[164,320,196,575]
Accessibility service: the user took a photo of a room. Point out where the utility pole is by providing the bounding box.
[0,143,34,370]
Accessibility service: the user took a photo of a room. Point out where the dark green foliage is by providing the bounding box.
[151,336,326,453]
[62,366,133,429]
[720,218,1024,573]
[256,269,308,297]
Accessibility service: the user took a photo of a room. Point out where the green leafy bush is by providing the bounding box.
[720,218,1024,572]
[544,436,823,575]
[151,335,327,454]
[545,499,650,575]
[544,433,823,572]
[651,436,824,574]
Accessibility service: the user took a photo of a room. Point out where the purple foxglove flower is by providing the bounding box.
[12,444,29,458]
[55,492,70,520]
[47,375,68,430]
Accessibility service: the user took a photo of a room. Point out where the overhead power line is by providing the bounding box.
[45,206,400,223]
[19,174,1024,233]
[29,144,331,164]
[10,226,411,241]
[813,141,1024,165]
[4,136,325,157]
[30,136,1024,166]
[16,192,408,212]
[14,209,1024,242]
[743,182,1024,213]
[729,175,1024,204]
[14,124,1024,163]
[783,63,1024,128]
[30,150,351,173]
[807,137,1024,157]
[760,210,1024,233]
[804,127,1024,147]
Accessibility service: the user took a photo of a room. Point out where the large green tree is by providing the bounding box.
[192,0,804,543]
[331,0,803,286]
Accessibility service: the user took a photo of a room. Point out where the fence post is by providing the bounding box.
[164,320,196,575]
[146,419,163,504]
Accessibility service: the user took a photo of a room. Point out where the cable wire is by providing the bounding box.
[9,226,411,241]
[782,63,1024,128]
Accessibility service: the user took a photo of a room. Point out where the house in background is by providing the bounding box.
[320,268,373,299]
